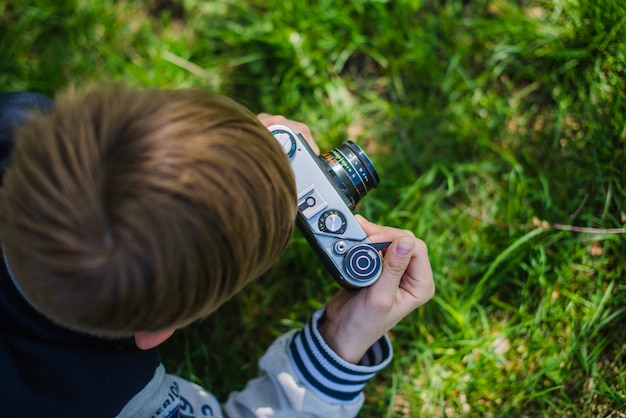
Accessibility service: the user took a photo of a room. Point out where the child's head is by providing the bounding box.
[0,84,297,338]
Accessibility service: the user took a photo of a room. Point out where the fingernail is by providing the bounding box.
[396,240,414,256]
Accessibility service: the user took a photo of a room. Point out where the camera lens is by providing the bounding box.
[320,141,379,209]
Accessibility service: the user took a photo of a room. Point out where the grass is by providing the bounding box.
[2,0,625,415]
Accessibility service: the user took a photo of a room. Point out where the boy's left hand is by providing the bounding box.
[257,113,320,154]
[318,215,435,363]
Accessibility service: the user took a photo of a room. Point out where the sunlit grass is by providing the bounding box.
[2,0,625,415]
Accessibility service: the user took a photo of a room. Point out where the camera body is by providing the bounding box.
[269,124,386,288]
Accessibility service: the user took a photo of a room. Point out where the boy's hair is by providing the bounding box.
[0,84,297,337]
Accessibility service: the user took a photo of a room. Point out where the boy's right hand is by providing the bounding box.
[318,215,435,364]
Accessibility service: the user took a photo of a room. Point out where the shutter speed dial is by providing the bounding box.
[318,210,347,234]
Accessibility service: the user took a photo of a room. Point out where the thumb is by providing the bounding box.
[372,238,415,299]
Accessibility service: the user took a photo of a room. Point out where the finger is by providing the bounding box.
[355,214,414,244]
[354,214,383,236]
[397,239,436,305]
[256,114,309,135]
[369,237,415,304]
[257,113,286,127]
[256,114,319,154]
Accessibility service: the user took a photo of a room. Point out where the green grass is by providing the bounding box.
[2,0,625,415]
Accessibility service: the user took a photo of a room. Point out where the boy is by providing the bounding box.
[0,85,434,417]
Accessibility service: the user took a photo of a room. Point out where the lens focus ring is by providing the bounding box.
[320,141,379,209]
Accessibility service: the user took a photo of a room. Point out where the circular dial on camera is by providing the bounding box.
[271,128,297,159]
[318,210,347,234]
[343,244,383,284]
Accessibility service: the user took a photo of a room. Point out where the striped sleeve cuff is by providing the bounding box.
[288,308,393,404]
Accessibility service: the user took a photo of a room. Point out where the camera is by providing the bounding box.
[269,124,388,289]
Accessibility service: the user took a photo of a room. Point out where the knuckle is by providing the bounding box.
[414,237,428,254]
[368,295,394,312]
[386,258,408,275]
[426,280,436,300]
[300,125,312,136]
[262,115,286,124]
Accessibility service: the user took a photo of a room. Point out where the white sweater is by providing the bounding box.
[116,309,392,418]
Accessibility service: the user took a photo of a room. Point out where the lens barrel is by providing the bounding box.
[320,141,379,209]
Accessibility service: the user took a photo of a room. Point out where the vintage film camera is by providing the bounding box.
[270,125,389,289]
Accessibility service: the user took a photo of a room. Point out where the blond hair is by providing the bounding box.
[0,84,296,337]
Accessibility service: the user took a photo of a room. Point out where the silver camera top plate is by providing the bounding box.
[269,124,382,288]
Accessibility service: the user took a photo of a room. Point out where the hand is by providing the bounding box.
[257,113,320,154]
[318,215,435,363]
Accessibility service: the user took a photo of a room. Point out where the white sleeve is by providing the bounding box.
[115,364,223,418]
[222,308,393,418]
[117,308,392,418]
